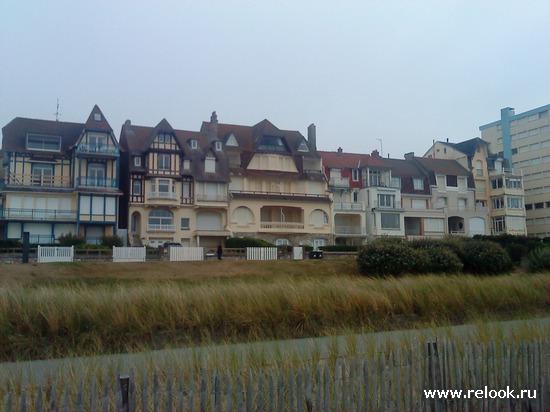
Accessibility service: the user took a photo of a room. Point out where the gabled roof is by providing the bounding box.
[382,158,425,177]
[318,151,388,169]
[413,156,470,176]
[84,105,113,132]
[448,137,487,157]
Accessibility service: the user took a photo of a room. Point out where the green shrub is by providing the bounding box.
[460,239,513,275]
[319,245,359,252]
[225,237,275,248]
[423,247,463,274]
[527,247,550,273]
[0,239,22,248]
[101,235,124,248]
[57,233,85,247]
[357,238,417,276]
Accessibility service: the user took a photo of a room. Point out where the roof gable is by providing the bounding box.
[84,105,113,132]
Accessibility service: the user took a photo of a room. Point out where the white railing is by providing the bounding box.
[113,246,146,263]
[37,246,74,263]
[246,247,278,260]
[329,177,349,187]
[293,246,304,260]
[260,222,305,229]
[195,194,228,202]
[334,226,367,235]
[147,192,179,200]
[333,202,364,211]
[169,247,204,261]
[147,224,176,232]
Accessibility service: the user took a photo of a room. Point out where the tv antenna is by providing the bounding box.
[55,98,62,121]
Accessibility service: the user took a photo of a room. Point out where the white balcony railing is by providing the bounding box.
[195,194,228,202]
[329,177,349,188]
[333,202,364,211]
[147,192,179,200]
[147,224,176,232]
[260,222,305,230]
[334,226,367,235]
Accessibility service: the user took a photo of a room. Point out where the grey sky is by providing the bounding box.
[1,1,549,158]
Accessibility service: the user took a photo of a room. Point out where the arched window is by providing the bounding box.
[309,209,329,226]
[233,206,254,225]
[148,209,174,230]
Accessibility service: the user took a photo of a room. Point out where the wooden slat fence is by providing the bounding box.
[2,338,548,411]
[169,247,204,261]
[113,246,146,263]
[246,247,278,261]
[36,245,74,263]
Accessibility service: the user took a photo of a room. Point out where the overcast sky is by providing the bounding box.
[1,1,549,158]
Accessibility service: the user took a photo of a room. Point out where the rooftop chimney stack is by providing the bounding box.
[371,149,380,157]
[337,147,343,157]
[307,123,317,150]
[208,111,218,141]
[404,152,415,160]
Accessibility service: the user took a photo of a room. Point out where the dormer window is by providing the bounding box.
[190,139,198,149]
[205,155,216,173]
[298,141,309,152]
[134,156,141,167]
[26,134,61,151]
[183,159,191,169]
[158,133,172,144]
[226,133,238,147]
[258,136,286,152]
[215,141,222,151]
[93,113,102,121]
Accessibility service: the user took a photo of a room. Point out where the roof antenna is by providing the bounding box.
[55,98,62,121]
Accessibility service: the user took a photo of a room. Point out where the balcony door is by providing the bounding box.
[88,163,106,186]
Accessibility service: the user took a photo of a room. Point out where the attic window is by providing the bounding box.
[94,113,102,121]
[26,134,61,151]
[190,139,198,149]
[258,136,286,152]
[298,141,309,152]
[134,156,141,167]
[226,133,238,147]
[215,141,222,151]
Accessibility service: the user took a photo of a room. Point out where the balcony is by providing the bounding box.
[196,194,228,202]
[1,208,77,221]
[260,222,305,230]
[329,177,349,188]
[334,226,367,235]
[147,224,175,232]
[147,192,179,200]
[76,144,119,156]
[6,173,72,188]
[333,202,364,211]
[372,200,402,209]
[77,177,118,188]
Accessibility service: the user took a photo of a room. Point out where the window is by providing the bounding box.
[298,141,309,152]
[413,178,423,190]
[89,134,107,148]
[258,136,286,152]
[352,169,359,182]
[475,160,483,176]
[158,154,170,170]
[491,178,503,189]
[93,113,102,121]
[424,218,444,233]
[275,239,291,246]
[381,213,400,229]
[132,180,142,195]
[492,197,504,209]
[190,139,198,149]
[493,217,506,233]
[506,178,522,189]
[378,194,395,208]
[182,180,192,199]
[134,156,141,167]
[369,171,381,186]
[181,218,190,230]
[148,209,174,228]
[88,163,105,186]
[205,156,216,173]
[446,175,458,187]
[412,199,426,209]
[507,197,522,209]
[534,202,544,209]
[436,197,447,207]
[215,141,222,151]
[153,179,173,193]
[183,159,191,169]
[31,163,54,185]
[391,177,401,188]
[26,134,61,151]
[353,191,359,203]
[525,204,533,210]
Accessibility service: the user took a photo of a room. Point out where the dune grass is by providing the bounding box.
[0,260,548,362]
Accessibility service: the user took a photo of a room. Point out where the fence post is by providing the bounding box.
[119,375,130,412]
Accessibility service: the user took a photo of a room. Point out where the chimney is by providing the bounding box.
[404,152,415,160]
[307,123,317,150]
[124,119,131,127]
[446,138,449,143]
[337,147,343,157]
[208,111,218,141]
[371,149,380,157]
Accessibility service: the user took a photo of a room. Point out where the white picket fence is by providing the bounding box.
[37,246,74,263]
[169,247,204,261]
[293,246,304,260]
[112,246,146,263]
[246,247,278,260]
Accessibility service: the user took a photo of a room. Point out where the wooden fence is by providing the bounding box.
[36,245,74,263]
[112,246,147,263]
[246,247,278,261]
[169,247,205,261]
[2,338,547,411]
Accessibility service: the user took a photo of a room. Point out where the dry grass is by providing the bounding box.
[0,259,548,362]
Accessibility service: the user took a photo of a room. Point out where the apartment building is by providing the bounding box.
[479,105,550,238]
[210,118,332,249]
[424,137,527,235]
[0,106,121,243]
[119,114,231,248]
